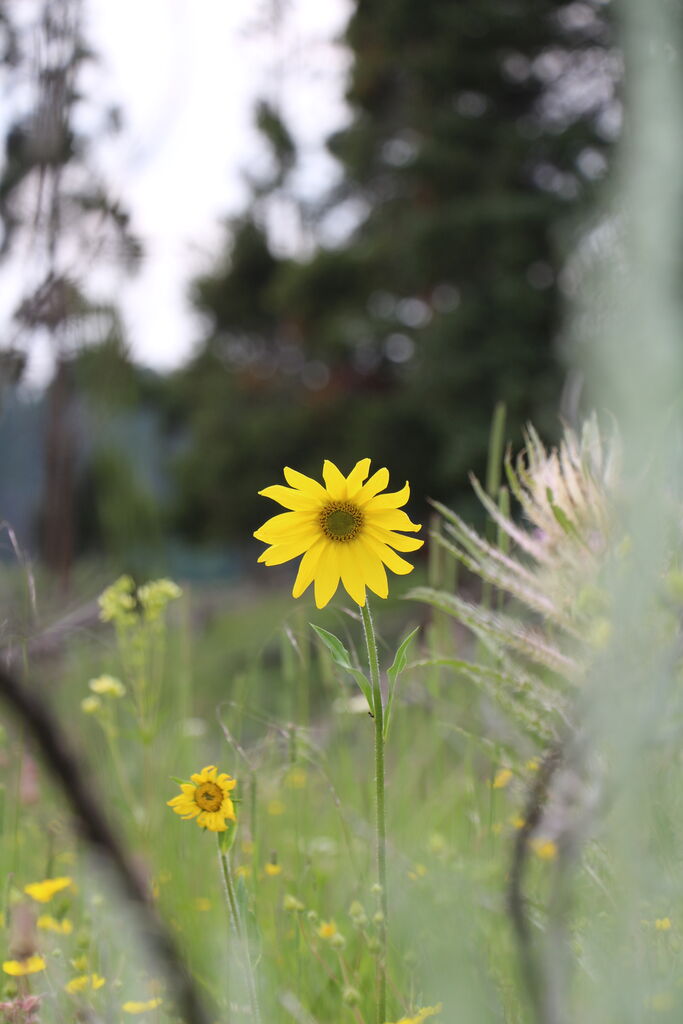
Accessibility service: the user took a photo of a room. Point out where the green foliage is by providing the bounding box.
[169,0,616,544]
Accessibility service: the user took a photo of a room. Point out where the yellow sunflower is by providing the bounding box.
[167,766,236,832]
[254,459,423,608]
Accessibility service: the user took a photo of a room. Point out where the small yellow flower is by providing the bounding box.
[265,863,282,877]
[122,998,163,1014]
[283,894,305,912]
[493,768,513,789]
[37,915,73,935]
[24,876,73,903]
[285,768,308,789]
[408,863,427,880]
[531,838,558,861]
[193,898,212,912]
[317,920,338,940]
[71,955,89,971]
[65,973,106,993]
[511,816,526,830]
[267,799,286,816]
[167,766,236,832]
[385,1003,443,1024]
[255,459,423,608]
[655,917,672,931]
[3,956,46,976]
[526,758,540,772]
[81,696,102,715]
[89,675,126,698]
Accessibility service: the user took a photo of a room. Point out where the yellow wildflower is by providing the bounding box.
[3,956,46,976]
[167,766,236,832]
[317,920,338,940]
[81,696,102,715]
[531,838,558,861]
[283,894,305,912]
[89,675,126,698]
[493,768,513,789]
[385,1003,443,1024]
[37,915,73,935]
[285,768,307,789]
[65,974,106,993]
[408,863,428,880]
[655,917,672,931]
[255,459,423,608]
[265,863,282,877]
[122,998,163,1014]
[24,877,73,903]
[526,758,540,772]
[71,955,89,971]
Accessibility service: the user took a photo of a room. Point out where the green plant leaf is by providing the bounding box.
[384,626,420,740]
[310,624,373,712]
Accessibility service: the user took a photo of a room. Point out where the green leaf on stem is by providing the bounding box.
[384,626,420,740]
[310,623,374,713]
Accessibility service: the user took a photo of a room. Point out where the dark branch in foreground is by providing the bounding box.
[507,745,562,1024]
[0,664,212,1024]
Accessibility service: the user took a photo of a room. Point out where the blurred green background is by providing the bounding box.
[0,0,617,584]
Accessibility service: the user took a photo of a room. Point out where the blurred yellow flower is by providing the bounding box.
[385,1002,443,1023]
[71,955,89,971]
[655,917,672,931]
[265,863,282,877]
[167,766,236,832]
[24,877,72,903]
[285,768,308,789]
[122,998,163,1014]
[317,920,338,940]
[65,974,106,993]
[81,696,102,715]
[37,915,73,935]
[236,865,252,880]
[3,956,46,976]
[89,675,126,698]
[531,839,558,861]
[255,459,423,608]
[493,768,513,789]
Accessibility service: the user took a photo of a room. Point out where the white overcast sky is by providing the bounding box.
[80,0,351,374]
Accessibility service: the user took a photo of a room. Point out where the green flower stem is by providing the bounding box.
[217,837,261,1024]
[360,599,388,1024]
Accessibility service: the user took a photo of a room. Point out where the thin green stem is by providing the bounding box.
[360,599,388,1024]
[217,837,261,1024]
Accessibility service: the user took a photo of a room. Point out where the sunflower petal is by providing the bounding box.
[258,535,318,566]
[365,481,411,510]
[254,511,317,542]
[356,540,389,599]
[323,460,347,500]
[345,458,372,498]
[314,546,341,608]
[356,467,390,504]
[259,485,321,511]
[283,467,329,501]
[366,526,424,551]
[368,508,421,532]
[339,544,367,606]
[364,535,416,575]
[292,538,327,598]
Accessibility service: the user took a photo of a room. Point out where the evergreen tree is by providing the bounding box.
[173,0,617,543]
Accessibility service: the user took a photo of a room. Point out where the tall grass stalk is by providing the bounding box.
[360,599,388,1024]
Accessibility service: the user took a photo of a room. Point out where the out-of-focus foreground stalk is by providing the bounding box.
[571,0,683,1020]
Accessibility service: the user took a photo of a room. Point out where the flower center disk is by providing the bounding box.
[195,781,223,811]
[320,502,363,542]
